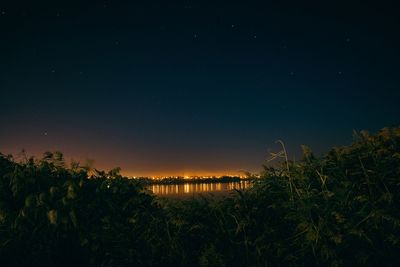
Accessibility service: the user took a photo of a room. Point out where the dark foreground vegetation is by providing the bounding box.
[1,127,399,266]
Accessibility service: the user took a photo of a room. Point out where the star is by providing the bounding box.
[44,132,48,136]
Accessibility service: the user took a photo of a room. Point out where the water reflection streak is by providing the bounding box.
[148,181,251,196]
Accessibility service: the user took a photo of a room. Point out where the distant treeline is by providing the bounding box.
[137,176,243,185]
[0,127,399,266]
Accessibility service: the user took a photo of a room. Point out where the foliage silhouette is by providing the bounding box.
[0,127,399,266]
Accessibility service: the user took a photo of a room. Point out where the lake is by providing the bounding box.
[147,181,252,197]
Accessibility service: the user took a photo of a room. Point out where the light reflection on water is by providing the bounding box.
[148,181,251,196]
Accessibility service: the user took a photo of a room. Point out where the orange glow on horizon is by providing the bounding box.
[0,147,254,179]
[120,170,246,179]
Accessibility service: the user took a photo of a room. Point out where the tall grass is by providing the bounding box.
[0,127,399,266]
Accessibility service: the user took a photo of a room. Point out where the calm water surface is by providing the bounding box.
[148,181,252,197]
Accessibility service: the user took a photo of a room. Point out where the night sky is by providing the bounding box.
[1,1,399,176]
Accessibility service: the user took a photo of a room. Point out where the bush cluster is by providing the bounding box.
[0,127,399,266]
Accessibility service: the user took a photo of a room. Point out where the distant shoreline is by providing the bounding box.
[135,176,253,185]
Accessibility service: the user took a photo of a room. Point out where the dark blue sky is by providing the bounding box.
[1,1,399,176]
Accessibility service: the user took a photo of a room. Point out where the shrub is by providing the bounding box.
[0,127,399,266]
